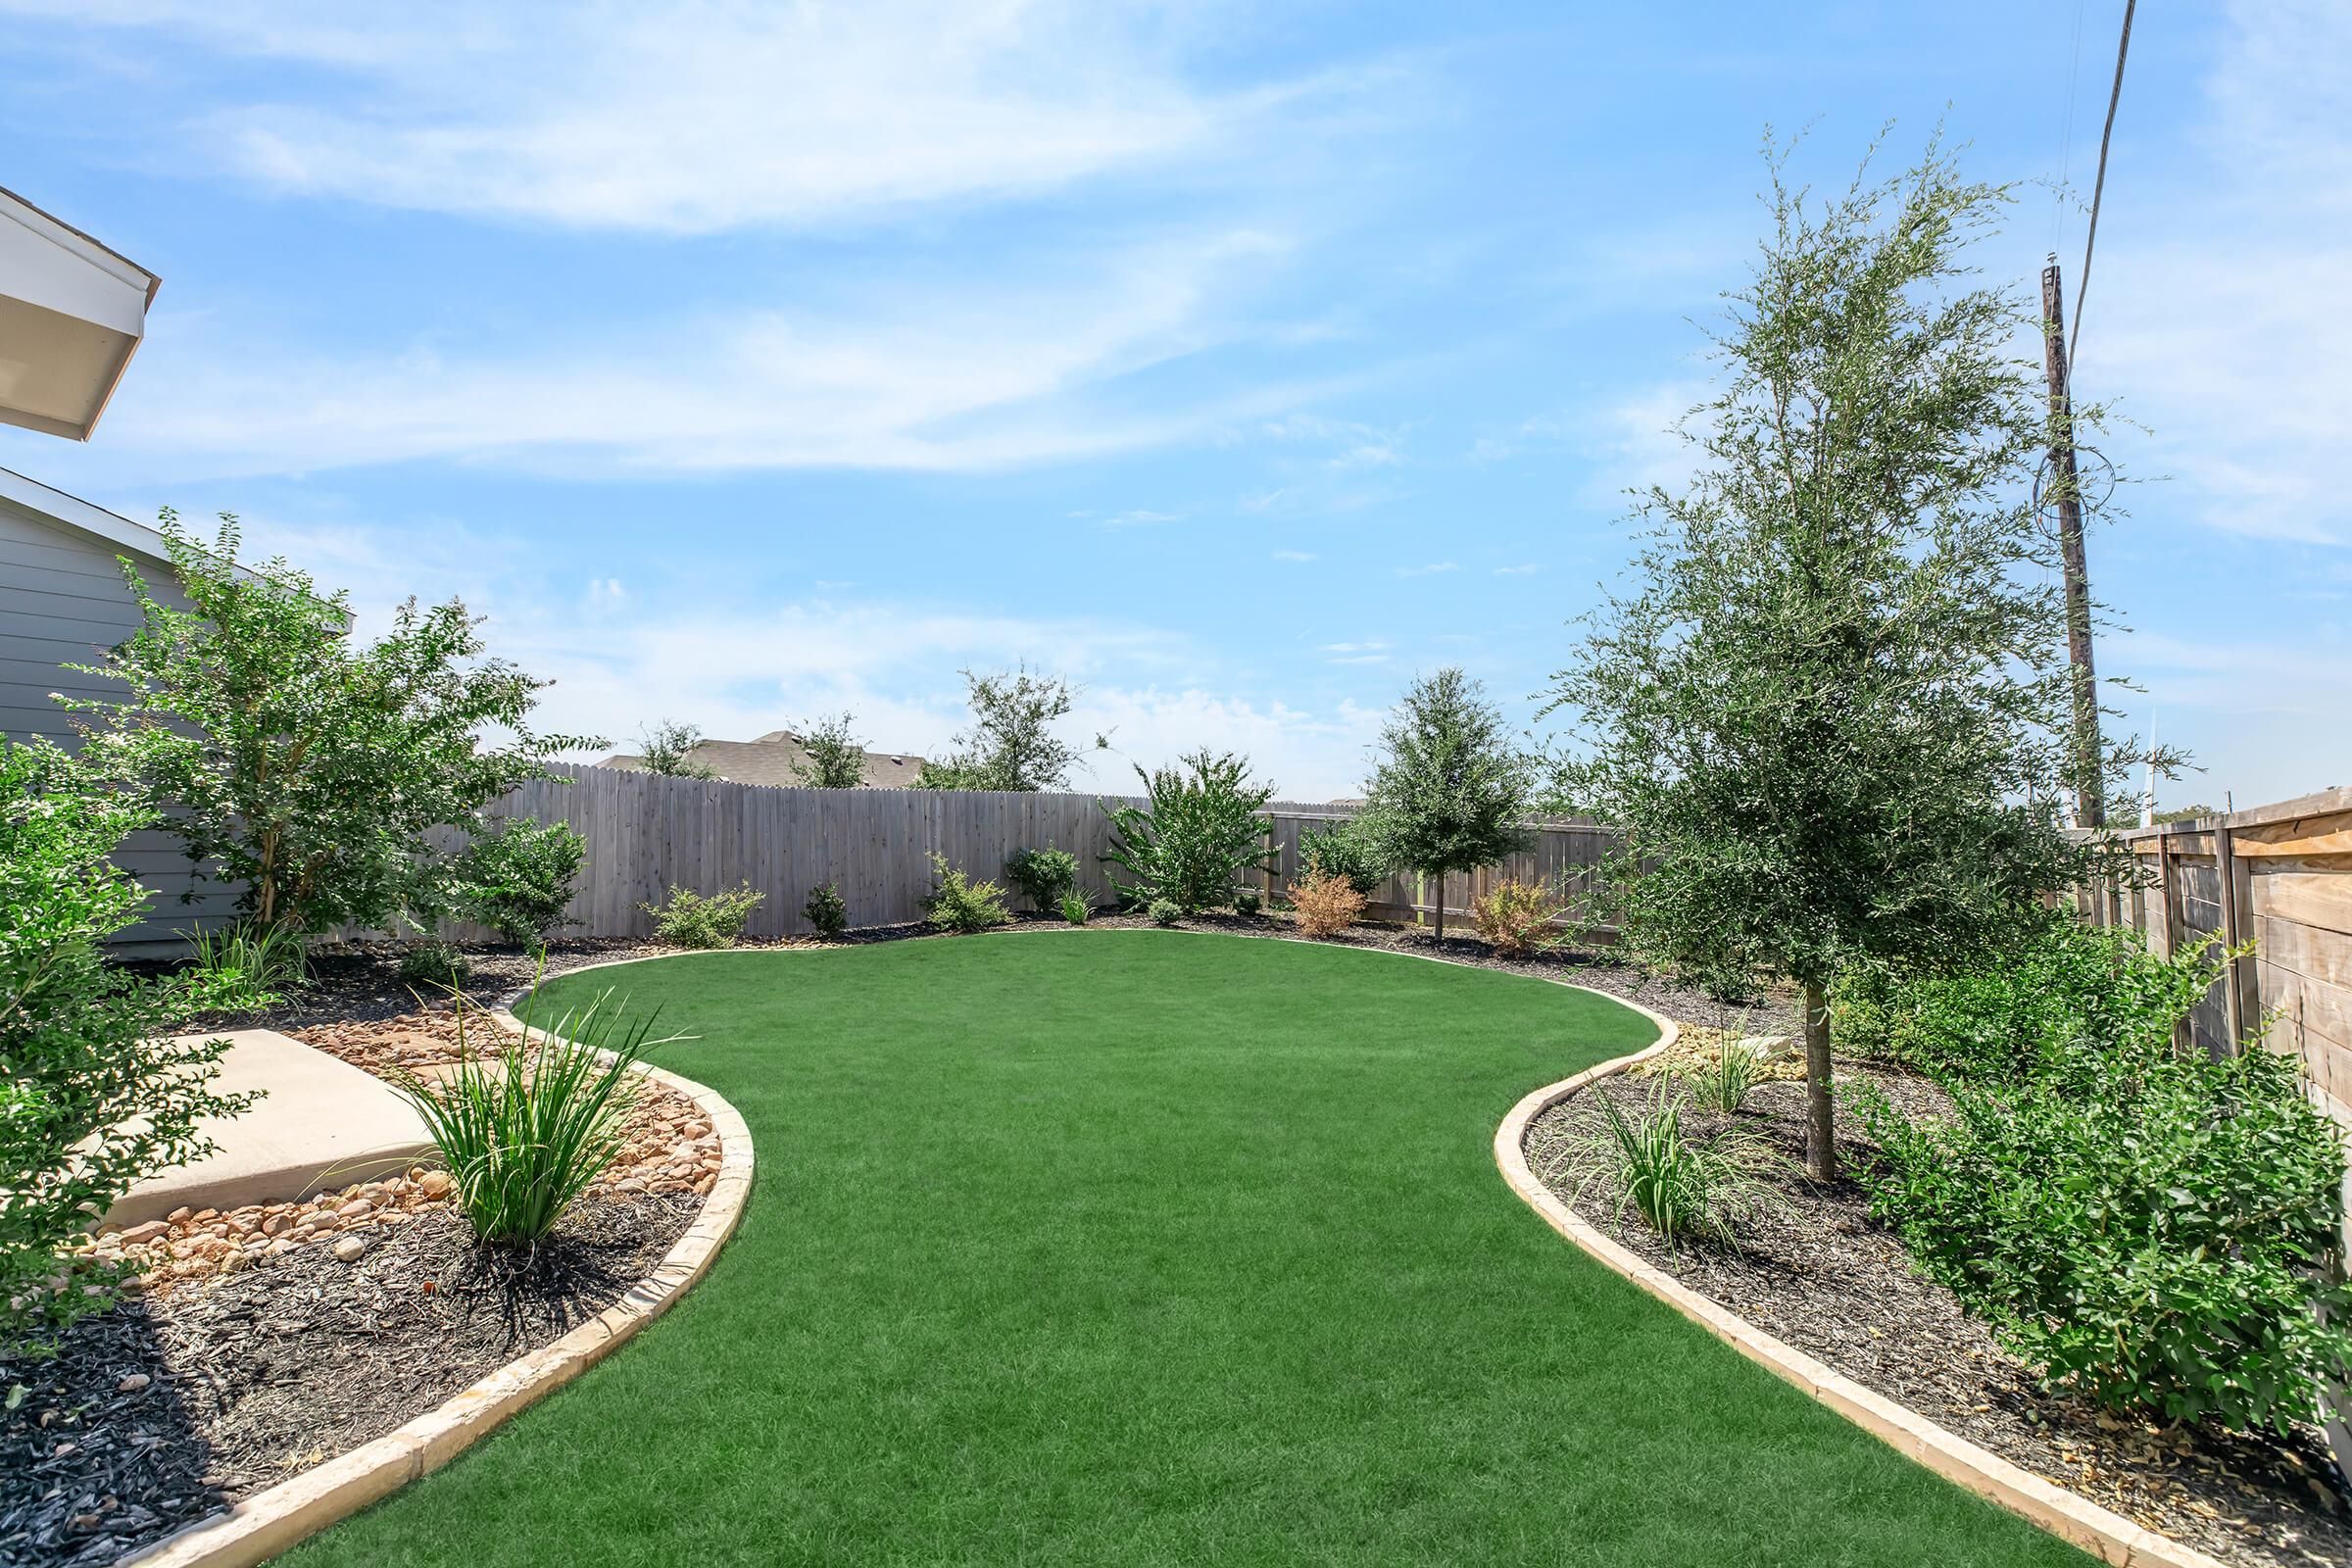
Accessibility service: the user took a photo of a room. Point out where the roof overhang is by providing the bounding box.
[0,185,160,442]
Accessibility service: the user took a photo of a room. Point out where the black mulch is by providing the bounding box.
[1528,1066,2352,1568]
[1,1197,697,1568]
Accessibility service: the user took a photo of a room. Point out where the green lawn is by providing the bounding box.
[288,931,2084,1567]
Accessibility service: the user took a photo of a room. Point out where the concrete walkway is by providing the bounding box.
[105,1029,436,1229]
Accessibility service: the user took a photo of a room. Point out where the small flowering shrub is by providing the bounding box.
[1148,899,1182,927]
[643,883,765,949]
[921,855,1011,935]
[1288,869,1365,939]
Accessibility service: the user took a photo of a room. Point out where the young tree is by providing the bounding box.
[1102,751,1277,913]
[1361,668,1536,943]
[2,740,258,1347]
[63,513,602,935]
[1545,135,2155,1179]
[794,711,867,789]
[914,665,1084,792]
[637,719,720,779]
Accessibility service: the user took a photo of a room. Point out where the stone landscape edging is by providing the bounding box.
[1495,1041,2233,1568]
[118,1004,756,1568]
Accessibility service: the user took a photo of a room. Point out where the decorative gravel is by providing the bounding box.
[1528,1063,2352,1568]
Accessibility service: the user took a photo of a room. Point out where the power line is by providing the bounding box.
[2070,0,2135,367]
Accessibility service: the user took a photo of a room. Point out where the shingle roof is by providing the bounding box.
[598,729,927,789]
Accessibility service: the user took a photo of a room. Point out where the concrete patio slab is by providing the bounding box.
[104,1029,437,1230]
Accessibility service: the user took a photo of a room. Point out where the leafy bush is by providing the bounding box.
[456,817,586,947]
[921,855,1011,935]
[61,512,599,936]
[1853,926,2352,1434]
[1004,844,1080,913]
[644,884,765,949]
[1288,869,1365,939]
[1471,877,1569,956]
[793,711,866,788]
[1540,1079,1785,1251]
[1832,909,2202,1083]
[636,718,719,779]
[183,918,308,1004]
[804,881,849,940]
[1148,899,1182,927]
[1102,750,1275,914]
[4,740,257,1348]
[1059,893,1090,925]
[388,987,674,1244]
[398,939,472,989]
[1232,887,1262,917]
[1297,817,1388,897]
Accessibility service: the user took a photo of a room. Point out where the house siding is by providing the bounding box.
[0,497,242,949]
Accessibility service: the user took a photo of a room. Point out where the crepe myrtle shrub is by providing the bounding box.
[803,881,849,940]
[643,884,766,949]
[1296,816,1389,899]
[1360,668,1535,945]
[1102,751,1277,915]
[913,665,1087,792]
[2,740,259,1348]
[1004,844,1081,914]
[793,711,867,789]
[456,817,587,948]
[1852,927,2352,1434]
[388,987,677,1245]
[1543,133,2168,1180]
[60,512,603,938]
[920,854,1012,935]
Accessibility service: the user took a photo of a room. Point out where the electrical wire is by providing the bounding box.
[2070,0,2135,368]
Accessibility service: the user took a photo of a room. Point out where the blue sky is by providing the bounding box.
[4,1,2345,806]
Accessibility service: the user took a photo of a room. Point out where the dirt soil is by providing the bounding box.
[1527,1064,2352,1568]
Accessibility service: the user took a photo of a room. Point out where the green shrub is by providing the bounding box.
[3,740,258,1348]
[1298,816,1388,897]
[1102,751,1275,914]
[1059,893,1090,925]
[1853,926,2352,1434]
[1831,910,2205,1082]
[388,987,674,1244]
[1148,898,1182,927]
[643,883,765,949]
[456,817,586,947]
[1004,844,1080,913]
[1541,1079,1785,1251]
[921,855,1011,935]
[398,939,472,988]
[183,918,308,1004]
[1232,887,1262,916]
[804,881,848,940]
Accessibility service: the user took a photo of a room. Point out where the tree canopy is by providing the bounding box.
[1361,668,1535,942]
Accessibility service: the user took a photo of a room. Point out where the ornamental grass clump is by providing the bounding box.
[389,986,678,1245]
[1680,1029,1764,1115]
[1544,1079,1786,1252]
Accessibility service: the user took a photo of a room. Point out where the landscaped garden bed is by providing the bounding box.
[1527,1059,2352,1568]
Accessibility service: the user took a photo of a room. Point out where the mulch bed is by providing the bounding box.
[1528,1063,2352,1568]
[2,1197,696,1568]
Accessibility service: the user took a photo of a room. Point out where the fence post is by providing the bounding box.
[2215,822,2251,1054]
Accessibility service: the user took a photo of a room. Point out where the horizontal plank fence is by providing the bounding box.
[437,763,1624,945]
[2081,786,2352,1121]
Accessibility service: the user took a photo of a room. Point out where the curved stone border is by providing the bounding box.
[1495,1043,2230,1568]
[120,1009,756,1568]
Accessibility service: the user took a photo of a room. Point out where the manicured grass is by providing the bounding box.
[289,932,2085,1566]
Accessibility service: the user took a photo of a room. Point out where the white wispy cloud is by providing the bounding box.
[1396,561,1456,577]
[11,0,1371,234]
[1493,564,1540,575]
[1271,549,1317,562]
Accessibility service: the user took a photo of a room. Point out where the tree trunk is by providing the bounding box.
[1803,979,1835,1181]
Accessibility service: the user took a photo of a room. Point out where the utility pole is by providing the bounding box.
[2041,255,2112,924]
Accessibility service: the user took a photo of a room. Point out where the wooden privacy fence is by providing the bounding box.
[455,763,1624,944]
[2082,786,2352,1115]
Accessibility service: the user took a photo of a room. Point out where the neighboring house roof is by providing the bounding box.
[0,184,160,441]
[599,729,927,789]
